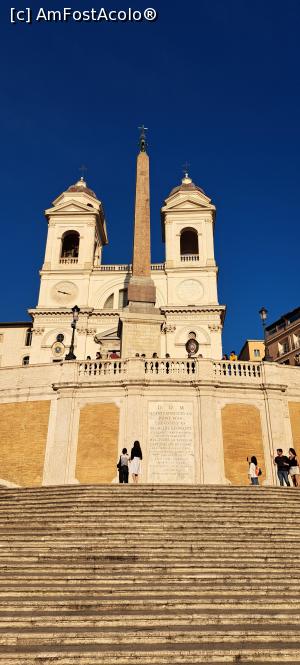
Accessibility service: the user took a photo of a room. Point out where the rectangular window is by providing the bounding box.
[293,334,300,349]
[0,334,3,343]
[118,289,128,308]
[254,349,260,357]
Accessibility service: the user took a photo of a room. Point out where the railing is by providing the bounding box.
[59,258,78,265]
[180,254,199,262]
[213,360,262,380]
[78,360,126,377]
[76,359,263,382]
[95,264,131,272]
[151,263,165,271]
[94,263,165,272]
[145,359,197,376]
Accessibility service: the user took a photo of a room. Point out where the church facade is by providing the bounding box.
[0,161,225,366]
[0,137,299,488]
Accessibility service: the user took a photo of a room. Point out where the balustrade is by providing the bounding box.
[180,254,199,262]
[94,264,131,272]
[77,358,264,382]
[59,258,78,265]
[145,359,197,376]
[78,360,126,377]
[213,360,261,380]
[94,263,165,272]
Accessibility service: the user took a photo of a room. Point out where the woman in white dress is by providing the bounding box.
[130,441,143,484]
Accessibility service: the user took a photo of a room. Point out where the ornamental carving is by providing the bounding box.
[32,328,45,336]
[161,323,176,334]
[78,327,97,336]
[208,324,222,332]
[77,327,87,336]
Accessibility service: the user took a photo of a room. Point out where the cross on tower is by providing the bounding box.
[182,161,190,178]
[138,125,148,152]
[79,164,87,180]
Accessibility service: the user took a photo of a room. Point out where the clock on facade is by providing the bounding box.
[51,281,78,304]
[177,279,204,304]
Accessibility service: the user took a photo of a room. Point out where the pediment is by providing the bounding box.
[167,199,211,211]
[163,196,215,213]
[45,199,97,215]
[96,327,119,341]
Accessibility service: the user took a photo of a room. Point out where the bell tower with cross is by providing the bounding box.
[36,167,108,310]
[119,127,164,357]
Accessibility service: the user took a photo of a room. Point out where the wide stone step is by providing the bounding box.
[0,607,299,627]
[0,643,300,663]
[2,584,300,599]
[1,485,299,663]
[2,596,300,611]
[1,624,300,645]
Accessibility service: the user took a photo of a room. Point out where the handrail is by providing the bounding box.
[213,360,262,379]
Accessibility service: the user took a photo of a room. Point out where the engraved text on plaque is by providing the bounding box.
[148,401,195,483]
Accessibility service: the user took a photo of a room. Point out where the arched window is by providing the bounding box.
[61,231,80,259]
[25,328,32,347]
[180,228,199,260]
[22,356,30,366]
[103,293,114,309]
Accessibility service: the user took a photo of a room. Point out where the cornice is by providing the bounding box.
[29,307,121,318]
[165,266,218,274]
[161,305,226,313]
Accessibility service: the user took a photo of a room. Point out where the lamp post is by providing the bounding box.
[259,307,272,362]
[65,305,80,360]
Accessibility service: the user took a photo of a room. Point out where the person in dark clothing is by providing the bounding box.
[274,448,291,486]
[288,448,300,487]
[117,448,129,484]
[130,440,143,484]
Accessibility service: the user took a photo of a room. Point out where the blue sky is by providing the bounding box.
[0,0,299,354]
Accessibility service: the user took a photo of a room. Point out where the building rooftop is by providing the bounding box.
[265,306,300,334]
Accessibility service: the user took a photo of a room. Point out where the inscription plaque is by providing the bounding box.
[148,401,195,483]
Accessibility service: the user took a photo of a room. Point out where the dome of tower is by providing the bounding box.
[67,177,97,199]
[168,174,205,197]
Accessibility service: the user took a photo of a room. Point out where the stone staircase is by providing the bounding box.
[0,484,299,663]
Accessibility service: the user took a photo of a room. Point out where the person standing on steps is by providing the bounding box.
[288,448,300,487]
[274,449,291,487]
[248,456,260,485]
[117,448,129,484]
[130,440,143,484]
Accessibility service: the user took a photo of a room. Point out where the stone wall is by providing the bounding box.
[0,401,50,486]
[221,404,265,485]
[289,402,300,450]
[0,359,299,487]
[76,403,119,483]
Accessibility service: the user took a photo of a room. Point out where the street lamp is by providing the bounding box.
[65,305,80,360]
[259,307,272,362]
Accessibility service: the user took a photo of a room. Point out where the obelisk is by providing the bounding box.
[127,126,156,308]
[120,127,163,357]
